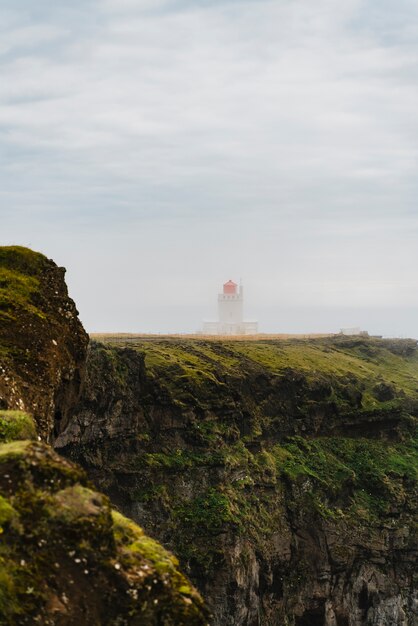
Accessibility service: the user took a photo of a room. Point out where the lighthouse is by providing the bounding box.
[218,280,243,324]
[202,280,258,335]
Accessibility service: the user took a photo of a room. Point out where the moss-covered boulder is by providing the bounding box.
[0,246,89,441]
[0,437,207,625]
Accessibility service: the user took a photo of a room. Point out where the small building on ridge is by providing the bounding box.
[202,280,258,336]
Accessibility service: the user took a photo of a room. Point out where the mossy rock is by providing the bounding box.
[0,440,208,625]
[0,245,89,441]
[0,411,37,443]
[0,495,18,532]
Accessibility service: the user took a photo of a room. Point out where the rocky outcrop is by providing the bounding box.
[0,246,208,625]
[0,246,88,441]
[0,410,206,625]
[56,338,418,625]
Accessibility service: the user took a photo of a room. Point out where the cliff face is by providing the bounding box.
[0,247,207,625]
[0,246,88,441]
[56,338,418,626]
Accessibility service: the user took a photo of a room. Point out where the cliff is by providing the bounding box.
[0,247,207,625]
[56,337,418,625]
[0,246,88,441]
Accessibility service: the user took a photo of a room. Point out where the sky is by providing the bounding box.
[1,0,418,336]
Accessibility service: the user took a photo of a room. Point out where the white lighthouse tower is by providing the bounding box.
[202,280,258,335]
[218,280,243,325]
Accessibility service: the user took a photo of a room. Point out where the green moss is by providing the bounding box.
[0,411,37,443]
[121,338,418,525]
[0,441,207,624]
[112,511,200,594]
[0,564,20,622]
[91,345,133,387]
[0,267,39,299]
[174,488,238,535]
[0,246,48,275]
[140,449,205,469]
[0,440,32,462]
[95,336,418,424]
[0,247,58,374]
[0,496,17,532]
[156,432,417,570]
[112,509,141,543]
[0,267,46,322]
[47,485,106,523]
[269,435,418,519]
[138,442,250,472]
[129,535,179,574]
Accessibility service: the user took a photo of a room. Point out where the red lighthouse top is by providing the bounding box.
[223,280,237,295]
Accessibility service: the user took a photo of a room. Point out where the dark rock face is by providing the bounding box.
[56,339,418,626]
[0,247,208,625]
[0,246,89,441]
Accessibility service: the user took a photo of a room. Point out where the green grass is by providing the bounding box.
[0,269,46,322]
[0,496,17,532]
[174,488,239,534]
[0,411,37,443]
[0,247,51,324]
[0,246,48,275]
[232,338,418,406]
[263,435,418,520]
[99,336,418,415]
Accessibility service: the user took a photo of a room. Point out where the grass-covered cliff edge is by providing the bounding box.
[57,336,418,626]
[0,247,207,625]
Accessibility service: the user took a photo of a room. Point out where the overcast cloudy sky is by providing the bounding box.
[1,0,418,335]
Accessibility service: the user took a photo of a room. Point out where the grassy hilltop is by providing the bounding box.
[94,333,418,409]
[84,335,418,524]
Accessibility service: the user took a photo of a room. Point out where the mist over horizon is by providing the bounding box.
[2,0,418,339]
[84,302,418,340]
[78,276,418,340]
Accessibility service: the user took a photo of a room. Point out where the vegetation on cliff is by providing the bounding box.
[139,335,418,414]
[59,337,418,624]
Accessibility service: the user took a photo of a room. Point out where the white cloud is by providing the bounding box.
[1,0,418,333]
